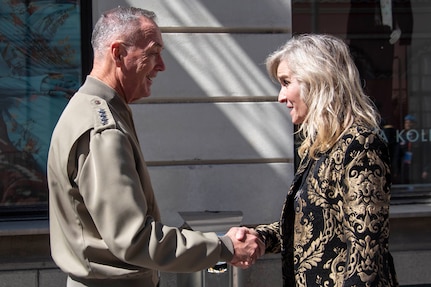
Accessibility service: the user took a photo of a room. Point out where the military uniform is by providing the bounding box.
[48,76,233,287]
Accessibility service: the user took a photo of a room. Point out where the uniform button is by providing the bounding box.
[92,99,101,105]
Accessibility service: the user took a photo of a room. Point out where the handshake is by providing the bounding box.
[225,227,265,269]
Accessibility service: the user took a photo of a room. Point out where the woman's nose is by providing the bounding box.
[278,89,287,103]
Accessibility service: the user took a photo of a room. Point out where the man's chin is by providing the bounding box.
[130,90,151,104]
[130,97,149,104]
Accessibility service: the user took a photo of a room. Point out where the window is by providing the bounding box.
[0,0,92,219]
[292,0,431,204]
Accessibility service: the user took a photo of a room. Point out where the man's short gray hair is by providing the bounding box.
[91,7,157,56]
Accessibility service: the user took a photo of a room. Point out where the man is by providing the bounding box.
[48,7,263,287]
[394,114,430,184]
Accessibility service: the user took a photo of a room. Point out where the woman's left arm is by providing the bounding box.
[342,130,392,286]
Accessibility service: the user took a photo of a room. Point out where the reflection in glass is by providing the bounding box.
[0,1,82,207]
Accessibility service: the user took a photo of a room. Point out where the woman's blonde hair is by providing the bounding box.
[266,34,381,159]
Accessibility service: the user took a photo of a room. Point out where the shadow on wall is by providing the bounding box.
[93,0,293,226]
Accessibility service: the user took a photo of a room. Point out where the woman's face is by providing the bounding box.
[276,61,308,124]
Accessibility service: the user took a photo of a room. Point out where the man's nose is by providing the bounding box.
[156,55,166,71]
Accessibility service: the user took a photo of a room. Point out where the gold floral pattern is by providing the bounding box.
[256,125,397,287]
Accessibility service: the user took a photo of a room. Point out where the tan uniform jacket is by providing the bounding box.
[48,76,233,286]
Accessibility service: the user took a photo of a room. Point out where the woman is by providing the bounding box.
[254,34,397,286]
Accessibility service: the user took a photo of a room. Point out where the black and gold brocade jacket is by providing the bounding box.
[256,125,398,287]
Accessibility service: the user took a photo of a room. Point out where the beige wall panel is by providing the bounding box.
[131,102,294,162]
[93,0,291,28]
[148,163,294,227]
[150,33,289,98]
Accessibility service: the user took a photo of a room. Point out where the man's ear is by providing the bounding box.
[111,41,124,64]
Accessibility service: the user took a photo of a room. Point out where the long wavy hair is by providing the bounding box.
[266,34,381,159]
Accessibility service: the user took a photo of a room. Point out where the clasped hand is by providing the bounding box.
[225,227,265,269]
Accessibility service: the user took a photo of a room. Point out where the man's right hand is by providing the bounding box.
[225,227,265,269]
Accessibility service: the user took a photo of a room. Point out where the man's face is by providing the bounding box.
[404,119,414,130]
[121,20,165,103]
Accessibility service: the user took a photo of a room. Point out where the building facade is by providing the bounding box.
[0,1,430,286]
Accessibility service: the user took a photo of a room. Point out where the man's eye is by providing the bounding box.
[146,50,159,57]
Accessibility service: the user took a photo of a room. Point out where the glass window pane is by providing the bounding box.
[0,1,85,215]
[292,0,431,202]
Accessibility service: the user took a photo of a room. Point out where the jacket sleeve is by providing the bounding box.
[75,128,233,272]
[255,221,282,254]
[341,131,392,285]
